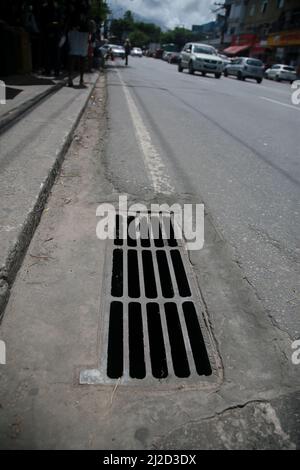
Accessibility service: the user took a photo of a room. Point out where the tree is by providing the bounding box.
[90,0,110,24]
[128,30,148,47]
[110,10,135,41]
[135,21,161,43]
[123,10,134,25]
[161,27,195,49]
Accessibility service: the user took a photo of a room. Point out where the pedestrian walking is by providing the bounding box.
[67,0,91,88]
[124,39,131,66]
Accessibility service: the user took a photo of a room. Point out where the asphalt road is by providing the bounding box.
[105,56,300,339]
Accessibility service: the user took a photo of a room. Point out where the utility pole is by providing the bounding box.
[212,2,232,45]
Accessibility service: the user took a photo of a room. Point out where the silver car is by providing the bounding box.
[178,43,223,78]
[131,47,143,58]
[265,64,297,83]
[218,54,232,71]
[224,57,264,83]
[100,44,125,60]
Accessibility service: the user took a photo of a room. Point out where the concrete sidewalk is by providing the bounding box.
[0,72,99,316]
[0,74,68,134]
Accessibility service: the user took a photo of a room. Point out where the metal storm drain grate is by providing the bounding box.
[80,212,219,387]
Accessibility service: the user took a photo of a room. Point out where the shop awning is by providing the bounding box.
[251,45,267,55]
[223,44,251,55]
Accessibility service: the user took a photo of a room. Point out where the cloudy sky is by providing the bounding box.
[109,0,216,30]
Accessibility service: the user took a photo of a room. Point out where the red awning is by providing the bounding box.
[223,44,251,55]
[251,45,267,55]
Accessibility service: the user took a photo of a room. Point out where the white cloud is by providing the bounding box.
[108,0,216,29]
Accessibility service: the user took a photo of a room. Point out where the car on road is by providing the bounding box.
[178,43,223,78]
[99,44,125,60]
[218,54,232,72]
[162,50,172,61]
[131,47,143,58]
[264,64,297,83]
[224,57,264,83]
[168,52,180,64]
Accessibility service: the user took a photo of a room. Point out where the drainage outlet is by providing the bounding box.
[80,212,220,388]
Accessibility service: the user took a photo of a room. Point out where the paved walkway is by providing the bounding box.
[0,74,65,119]
[0,72,99,314]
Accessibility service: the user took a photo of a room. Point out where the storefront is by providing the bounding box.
[267,30,300,67]
[223,33,270,59]
[223,33,255,54]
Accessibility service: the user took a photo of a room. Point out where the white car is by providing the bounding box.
[265,64,297,83]
[162,51,172,61]
[178,43,223,78]
[100,44,125,60]
[131,47,143,57]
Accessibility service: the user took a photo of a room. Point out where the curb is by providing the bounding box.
[0,73,100,321]
[0,80,67,136]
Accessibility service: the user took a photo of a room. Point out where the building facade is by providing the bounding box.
[222,0,300,68]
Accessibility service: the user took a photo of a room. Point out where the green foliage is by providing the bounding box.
[90,0,110,22]
[161,27,196,49]
[110,10,161,45]
[123,10,134,25]
[134,22,161,43]
[128,30,149,47]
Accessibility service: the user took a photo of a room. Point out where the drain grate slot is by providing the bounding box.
[111,249,123,298]
[127,216,137,247]
[152,216,164,248]
[107,302,123,379]
[183,302,212,376]
[165,303,190,378]
[162,216,178,247]
[142,251,158,299]
[128,250,140,298]
[129,303,146,379]
[83,212,218,386]
[140,216,151,248]
[147,303,168,379]
[156,250,174,298]
[171,250,191,297]
[114,214,123,246]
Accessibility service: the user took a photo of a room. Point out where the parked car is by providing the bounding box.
[218,54,232,72]
[224,57,264,83]
[168,52,180,64]
[155,48,164,59]
[178,43,223,78]
[162,51,172,62]
[131,47,143,58]
[265,64,297,83]
[99,44,125,60]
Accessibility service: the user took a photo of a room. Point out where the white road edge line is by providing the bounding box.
[116,69,175,195]
[260,96,300,111]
